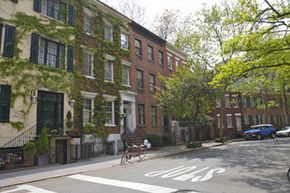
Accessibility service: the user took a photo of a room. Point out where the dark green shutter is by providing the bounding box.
[0,24,3,54]
[0,85,11,122]
[30,33,40,64]
[67,46,74,72]
[33,0,42,12]
[68,4,75,26]
[3,25,15,58]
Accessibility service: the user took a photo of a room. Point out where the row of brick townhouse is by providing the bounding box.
[0,0,186,166]
[211,93,290,139]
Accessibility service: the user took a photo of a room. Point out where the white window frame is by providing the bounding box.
[175,58,180,68]
[104,60,114,83]
[226,114,233,128]
[81,91,98,126]
[232,94,239,108]
[104,22,113,42]
[216,114,221,129]
[167,53,173,70]
[120,33,128,49]
[225,94,230,108]
[83,51,94,78]
[83,12,93,34]
[103,95,117,127]
[244,115,249,125]
[122,60,131,87]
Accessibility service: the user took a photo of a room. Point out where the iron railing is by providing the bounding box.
[1,124,37,148]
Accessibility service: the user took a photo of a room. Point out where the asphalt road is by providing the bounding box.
[1,138,290,193]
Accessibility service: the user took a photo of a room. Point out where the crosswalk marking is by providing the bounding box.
[68,174,199,193]
[1,184,57,193]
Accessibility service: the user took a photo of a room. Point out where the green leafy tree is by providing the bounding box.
[37,128,49,154]
[157,63,216,141]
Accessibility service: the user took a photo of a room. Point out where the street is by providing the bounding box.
[1,138,290,193]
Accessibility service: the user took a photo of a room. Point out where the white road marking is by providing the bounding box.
[68,174,199,193]
[1,184,57,193]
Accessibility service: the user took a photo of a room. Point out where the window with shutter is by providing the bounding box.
[33,0,42,12]
[3,25,15,58]
[30,33,40,64]
[68,4,75,26]
[0,85,11,122]
[67,46,74,72]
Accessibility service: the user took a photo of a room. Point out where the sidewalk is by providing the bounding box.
[0,141,223,188]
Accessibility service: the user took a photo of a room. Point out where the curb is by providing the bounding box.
[0,143,224,188]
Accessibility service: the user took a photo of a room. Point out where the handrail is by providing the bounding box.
[1,124,37,148]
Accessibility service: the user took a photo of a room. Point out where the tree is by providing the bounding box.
[175,2,246,139]
[157,63,217,141]
[154,9,180,42]
[115,0,146,24]
[212,0,290,86]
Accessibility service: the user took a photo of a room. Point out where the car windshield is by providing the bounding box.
[280,127,290,131]
[250,127,261,130]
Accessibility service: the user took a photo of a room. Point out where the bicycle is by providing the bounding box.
[120,142,147,165]
[287,168,290,182]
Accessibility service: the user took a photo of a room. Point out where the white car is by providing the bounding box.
[276,126,290,137]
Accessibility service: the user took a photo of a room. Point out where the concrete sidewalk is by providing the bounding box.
[0,141,223,188]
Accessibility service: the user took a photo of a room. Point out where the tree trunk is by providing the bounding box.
[282,88,289,125]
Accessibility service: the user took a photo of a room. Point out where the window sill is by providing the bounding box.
[104,80,114,84]
[85,75,95,79]
[105,123,116,127]
[40,14,65,24]
[122,84,131,88]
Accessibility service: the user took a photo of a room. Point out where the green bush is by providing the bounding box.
[37,128,49,154]
[162,135,172,146]
[147,134,163,147]
[23,141,37,156]
[215,137,227,143]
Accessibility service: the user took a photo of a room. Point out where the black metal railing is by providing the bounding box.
[1,124,37,148]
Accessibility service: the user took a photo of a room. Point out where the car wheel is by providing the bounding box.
[271,132,276,139]
[257,134,262,140]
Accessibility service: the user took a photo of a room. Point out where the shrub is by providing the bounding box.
[215,137,227,143]
[147,134,162,147]
[186,141,202,148]
[24,141,37,156]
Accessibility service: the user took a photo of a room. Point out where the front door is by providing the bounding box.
[55,139,67,164]
[37,91,64,135]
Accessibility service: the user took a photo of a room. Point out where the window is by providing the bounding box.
[151,106,157,126]
[216,114,221,129]
[225,95,230,108]
[122,65,130,86]
[135,39,142,56]
[216,99,221,108]
[242,96,247,107]
[168,53,173,70]
[105,102,114,125]
[104,24,113,41]
[176,58,180,68]
[83,52,93,77]
[3,25,16,58]
[158,51,164,67]
[84,14,92,34]
[41,0,66,22]
[233,95,238,108]
[137,70,144,89]
[82,98,93,125]
[0,85,11,122]
[148,45,154,61]
[226,114,233,128]
[244,115,249,125]
[39,38,65,68]
[149,74,156,93]
[104,60,113,82]
[120,33,128,49]
[138,104,145,126]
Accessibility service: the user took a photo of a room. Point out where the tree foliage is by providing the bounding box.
[157,63,216,140]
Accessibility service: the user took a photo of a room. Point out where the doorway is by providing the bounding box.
[37,91,64,135]
[55,139,67,164]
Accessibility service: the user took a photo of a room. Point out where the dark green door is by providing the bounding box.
[37,91,64,135]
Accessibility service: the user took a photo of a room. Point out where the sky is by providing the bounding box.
[100,0,222,29]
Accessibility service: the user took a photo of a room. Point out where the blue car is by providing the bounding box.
[243,124,276,140]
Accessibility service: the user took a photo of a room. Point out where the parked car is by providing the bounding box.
[243,124,276,140]
[276,126,290,137]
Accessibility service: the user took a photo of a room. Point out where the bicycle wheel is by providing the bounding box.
[287,168,290,182]
[121,152,129,165]
[138,147,147,160]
